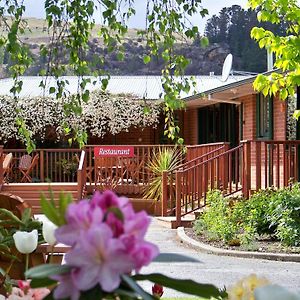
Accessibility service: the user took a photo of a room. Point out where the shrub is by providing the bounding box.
[195,185,300,247]
[194,190,238,242]
[267,184,300,246]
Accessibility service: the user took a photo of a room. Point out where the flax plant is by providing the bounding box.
[144,147,182,201]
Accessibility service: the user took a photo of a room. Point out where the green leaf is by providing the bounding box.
[79,285,104,300]
[49,87,56,94]
[153,253,200,263]
[0,208,23,225]
[293,110,300,120]
[105,206,124,222]
[30,277,58,288]
[143,55,151,64]
[58,192,73,225]
[26,264,71,279]
[121,275,154,300]
[115,288,139,298]
[200,37,209,47]
[40,194,60,226]
[21,208,32,224]
[133,273,224,299]
[42,291,55,300]
[116,52,124,61]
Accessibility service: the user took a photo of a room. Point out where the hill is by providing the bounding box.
[0,18,231,78]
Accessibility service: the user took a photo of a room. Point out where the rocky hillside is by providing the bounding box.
[0,18,231,77]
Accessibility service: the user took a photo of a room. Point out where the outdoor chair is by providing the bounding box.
[95,157,119,190]
[18,154,39,183]
[2,153,13,182]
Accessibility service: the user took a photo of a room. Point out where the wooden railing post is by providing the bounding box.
[242,141,251,198]
[77,169,82,200]
[161,171,168,216]
[256,141,261,191]
[175,171,182,227]
[40,149,45,182]
[77,150,86,200]
[0,146,3,188]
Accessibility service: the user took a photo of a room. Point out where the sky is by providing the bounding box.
[23,0,248,32]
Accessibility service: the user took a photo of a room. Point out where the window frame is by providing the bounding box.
[256,93,273,139]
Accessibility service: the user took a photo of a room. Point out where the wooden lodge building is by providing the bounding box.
[0,73,299,226]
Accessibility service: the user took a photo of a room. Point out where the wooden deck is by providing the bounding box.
[1,141,299,224]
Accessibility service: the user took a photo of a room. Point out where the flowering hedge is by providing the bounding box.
[0,91,161,143]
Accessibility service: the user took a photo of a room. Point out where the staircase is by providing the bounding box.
[2,183,78,214]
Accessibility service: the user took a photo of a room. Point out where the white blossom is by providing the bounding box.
[0,90,161,143]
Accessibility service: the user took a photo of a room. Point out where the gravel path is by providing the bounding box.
[141,218,300,298]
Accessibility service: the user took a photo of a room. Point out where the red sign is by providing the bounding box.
[94,146,135,158]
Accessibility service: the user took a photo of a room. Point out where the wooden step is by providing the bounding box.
[1,183,78,214]
[3,183,78,192]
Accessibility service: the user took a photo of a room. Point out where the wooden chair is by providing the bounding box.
[19,154,39,183]
[95,157,119,190]
[2,153,13,182]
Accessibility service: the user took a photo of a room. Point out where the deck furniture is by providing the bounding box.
[2,153,13,182]
[19,154,39,183]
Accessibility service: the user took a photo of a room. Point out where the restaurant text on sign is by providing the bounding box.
[94,146,135,157]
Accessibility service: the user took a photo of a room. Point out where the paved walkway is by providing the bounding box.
[142,218,300,298]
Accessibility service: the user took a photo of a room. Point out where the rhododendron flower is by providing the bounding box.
[53,191,159,299]
[52,271,81,300]
[66,224,134,292]
[55,200,103,245]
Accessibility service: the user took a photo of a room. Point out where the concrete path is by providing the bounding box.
[141,218,300,298]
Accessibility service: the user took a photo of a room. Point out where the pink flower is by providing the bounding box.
[53,191,159,298]
[65,224,135,292]
[7,282,50,300]
[55,200,103,245]
[52,271,81,300]
[90,190,129,213]
[17,280,30,293]
[124,210,151,239]
[131,241,159,271]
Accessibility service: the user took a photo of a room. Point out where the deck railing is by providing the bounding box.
[254,140,300,190]
[161,143,230,216]
[85,145,177,196]
[186,142,230,162]
[3,148,81,183]
[173,141,251,226]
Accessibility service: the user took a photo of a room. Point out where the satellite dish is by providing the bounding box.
[221,53,233,82]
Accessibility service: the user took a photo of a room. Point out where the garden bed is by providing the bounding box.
[185,228,300,254]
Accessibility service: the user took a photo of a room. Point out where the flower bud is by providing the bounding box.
[42,219,57,246]
[13,230,38,254]
[152,283,164,298]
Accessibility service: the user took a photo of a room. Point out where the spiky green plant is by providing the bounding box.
[144,147,182,201]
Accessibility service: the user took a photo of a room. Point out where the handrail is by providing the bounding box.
[174,144,228,171]
[77,149,87,200]
[179,143,244,172]
[186,142,229,148]
[174,141,251,226]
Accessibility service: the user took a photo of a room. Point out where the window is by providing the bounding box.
[256,94,273,139]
